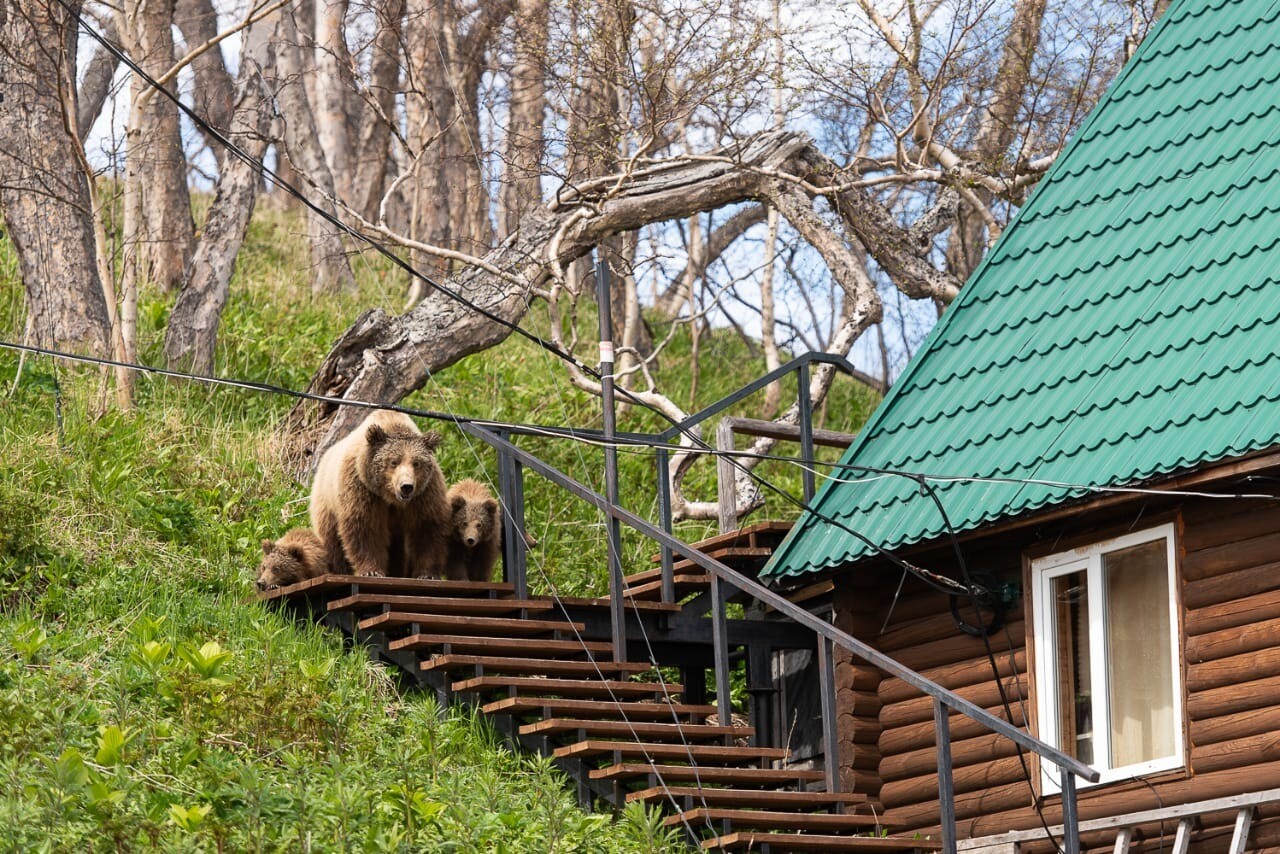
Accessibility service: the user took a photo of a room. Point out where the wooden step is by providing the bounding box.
[358,612,585,635]
[667,807,881,831]
[623,574,710,601]
[521,719,754,742]
[481,697,716,721]
[452,675,680,699]
[554,740,788,763]
[421,655,651,678]
[389,634,612,657]
[589,764,824,786]
[329,594,552,615]
[628,787,867,810]
[705,832,941,851]
[630,549,771,586]
[257,574,513,601]
[644,522,793,569]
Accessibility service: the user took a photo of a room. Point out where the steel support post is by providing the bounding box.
[935,698,957,854]
[595,251,627,662]
[710,574,732,726]
[817,635,841,793]
[797,361,816,502]
[655,448,675,604]
[1062,770,1080,854]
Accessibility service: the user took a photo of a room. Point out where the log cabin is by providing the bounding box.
[762,0,1280,849]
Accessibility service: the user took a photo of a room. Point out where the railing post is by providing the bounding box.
[496,431,528,599]
[655,447,675,604]
[595,251,627,662]
[797,361,816,503]
[716,418,738,534]
[710,575,732,728]
[816,635,840,793]
[1061,770,1080,854]
[934,698,957,854]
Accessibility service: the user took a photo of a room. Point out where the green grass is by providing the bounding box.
[0,203,878,850]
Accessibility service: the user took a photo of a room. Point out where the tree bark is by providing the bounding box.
[0,0,112,355]
[352,0,403,221]
[312,0,354,199]
[76,17,120,143]
[173,0,235,143]
[273,6,355,294]
[122,0,196,293]
[163,15,276,373]
[499,0,547,237]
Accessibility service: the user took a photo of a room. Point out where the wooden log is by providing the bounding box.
[880,701,1027,757]
[1187,653,1280,700]
[837,662,883,693]
[1187,616,1280,664]
[876,590,956,627]
[837,712,882,746]
[1190,706,1280,748]
[1187,588,1280,637]
[881,675,1025,730]
[1181,503,1280,554]
[887,621,1024,673]
[1183,560,1280,610]
[1182,530,1280,582]
[877,611,977,652]
[898,759,1280,835]
[880,730,1021,783]
[1192,731,1280,775]
[879,755,1026,809]
[879,649,1026,706]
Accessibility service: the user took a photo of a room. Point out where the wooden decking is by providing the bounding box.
[260,522,940,852]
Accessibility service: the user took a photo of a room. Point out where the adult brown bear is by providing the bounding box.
[309,410,450,578]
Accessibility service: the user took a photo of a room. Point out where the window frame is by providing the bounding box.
[1030,522,1183,792]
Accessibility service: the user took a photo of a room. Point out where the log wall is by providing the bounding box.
[831,496,1280,848]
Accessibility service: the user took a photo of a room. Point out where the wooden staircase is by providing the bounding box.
[260,526,941,852]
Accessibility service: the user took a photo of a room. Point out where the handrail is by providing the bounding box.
[657,351,864,441]
[466,423,1099,784]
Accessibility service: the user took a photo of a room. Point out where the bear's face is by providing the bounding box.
[452,493,500,549]
[257,539,311,589]
[365,424,442,505]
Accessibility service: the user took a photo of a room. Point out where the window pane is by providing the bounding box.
[1053,571,1093,765]
[1105,539,1175,767]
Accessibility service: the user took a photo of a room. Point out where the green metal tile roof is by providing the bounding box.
[765,0,1280,582]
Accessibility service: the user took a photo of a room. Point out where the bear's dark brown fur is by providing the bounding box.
[309,410,450,578]
[444,479,502,583]
[256,528,327,590]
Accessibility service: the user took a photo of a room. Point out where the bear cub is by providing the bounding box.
[256,528,327,590]
[309,410,450,578]
[444,479,503,583]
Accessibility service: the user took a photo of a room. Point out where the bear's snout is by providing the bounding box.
[464,534,478,547]
[398,482,416,500]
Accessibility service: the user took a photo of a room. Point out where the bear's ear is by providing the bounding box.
[484,498,499,518]
[451,494,467,512]
[419,431,442,453]
[365,423,388,446]
[261,539,275,555]
[288,546,304,561]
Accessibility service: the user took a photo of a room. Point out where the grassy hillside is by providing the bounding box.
[0,205,878,850]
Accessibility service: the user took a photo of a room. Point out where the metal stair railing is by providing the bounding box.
[461,422,1101,854]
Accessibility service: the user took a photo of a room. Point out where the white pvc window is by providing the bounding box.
[1031,524,1182,790]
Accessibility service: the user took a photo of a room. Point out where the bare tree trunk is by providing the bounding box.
[0,0,112,355]
[174,0,235,143]
[273,7,355,294]
[352,0,403,221]
[122,0,196,293]
[499,0,547,237]
[76,18,121,143]
[164,16,276,373]
[313,0,354,198]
